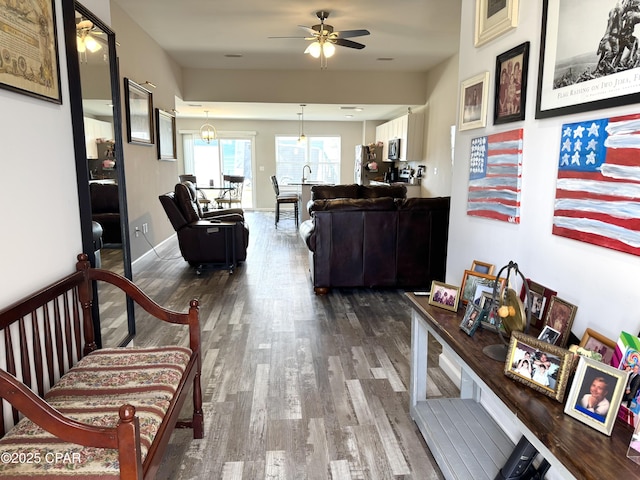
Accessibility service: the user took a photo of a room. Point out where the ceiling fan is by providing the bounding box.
[76,18,104,55]
[270,11,370,68]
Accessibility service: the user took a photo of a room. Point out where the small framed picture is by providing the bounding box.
[428,281,461,312]
[505,331,574,402]
[480,304,503,333]
[460,303,482,336]
[538,325,561,345]
[459,72,490,131]
[520,279,556,329]
[124,78,154,145]
[542,296,578,348]
[579,328,616,366]
[564,356,629,436]
[474,0,519,47]
[471,260,494,275]
[155,108,177,161]
[494,42,530,125]
[460,270,505,306]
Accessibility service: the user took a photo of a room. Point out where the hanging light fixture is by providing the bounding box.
[200,110,217,144]
[298,104,307,143]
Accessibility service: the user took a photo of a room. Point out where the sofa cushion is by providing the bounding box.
[359,184,407,199]
[0,346,191,478]
[175,183,200,223]
[311,184,360,200]
[310,197,397,212]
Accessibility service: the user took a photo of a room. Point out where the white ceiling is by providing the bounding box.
[111,0,462,121]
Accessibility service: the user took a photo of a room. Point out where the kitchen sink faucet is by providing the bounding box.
[302,165,312,183]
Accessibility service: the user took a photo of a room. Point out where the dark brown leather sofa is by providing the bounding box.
[159,182,249,272]
[299,184,450,294]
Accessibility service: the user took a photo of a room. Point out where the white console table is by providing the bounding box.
[407,293,636,480]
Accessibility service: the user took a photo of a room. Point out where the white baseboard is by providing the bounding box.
[132,233,177,267]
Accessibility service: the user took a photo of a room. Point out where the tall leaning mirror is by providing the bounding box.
[62,0,135,347]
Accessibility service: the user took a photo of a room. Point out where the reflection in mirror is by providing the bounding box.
[70,3,134,347]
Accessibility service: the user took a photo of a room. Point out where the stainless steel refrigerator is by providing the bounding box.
[354,145,392,185]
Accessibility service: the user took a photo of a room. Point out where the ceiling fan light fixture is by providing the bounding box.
[83,34,102,53]
[305,42,322,58]
[322,42,336,58]
[77,36,86,53]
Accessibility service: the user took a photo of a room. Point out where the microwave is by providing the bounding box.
[388,138,400,161]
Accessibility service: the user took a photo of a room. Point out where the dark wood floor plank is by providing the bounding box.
[108,210,459,479]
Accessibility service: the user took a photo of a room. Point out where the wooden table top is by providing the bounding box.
[406,293,638,480]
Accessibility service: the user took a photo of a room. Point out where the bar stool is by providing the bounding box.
[270,175,299,228]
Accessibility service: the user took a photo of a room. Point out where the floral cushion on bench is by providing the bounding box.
[0,346,191,478]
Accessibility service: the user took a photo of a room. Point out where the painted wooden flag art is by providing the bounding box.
[467,128,523,223]
[554,113,640,256]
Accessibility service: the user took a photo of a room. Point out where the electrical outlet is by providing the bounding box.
[143,223,149,234]
[134,226,140,238]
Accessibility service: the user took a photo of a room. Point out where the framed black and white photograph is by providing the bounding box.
[494,42,529,124]
[538,325,561,345]
[156,109,176,161]
[474,0,519,47]
[564,356,628,435]
[536,0,640,119]
[124,78,154,145]
[459,72,490,131]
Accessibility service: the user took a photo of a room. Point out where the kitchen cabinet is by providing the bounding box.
[83,117,113,159]
[376,111,424,161]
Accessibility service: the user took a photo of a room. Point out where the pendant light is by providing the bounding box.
[298,104,306,143]
[200,110,217,144]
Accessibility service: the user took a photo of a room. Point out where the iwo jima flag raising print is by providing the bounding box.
[554,113,640,256]
[467,129,523,223]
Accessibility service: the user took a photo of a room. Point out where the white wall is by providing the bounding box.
[449,0,640,344]
[0,0,81,306]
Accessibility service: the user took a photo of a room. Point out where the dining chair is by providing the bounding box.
[215,175,245,209]
[271,175,299,228]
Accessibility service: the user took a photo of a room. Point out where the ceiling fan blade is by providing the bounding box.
[298,25,319,36]
[268,36,309,39]
[334,38,366,50]
[332,29,370,39]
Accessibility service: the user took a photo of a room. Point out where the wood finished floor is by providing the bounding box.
[107,211,458,479]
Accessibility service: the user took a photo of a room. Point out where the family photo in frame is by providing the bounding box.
[505,332,573,402]
[541,296,577,348]
[428,281,460,312]
[459,72,489,131]
[494,42,529,124]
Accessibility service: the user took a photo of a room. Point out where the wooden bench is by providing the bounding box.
[0,254,204,479]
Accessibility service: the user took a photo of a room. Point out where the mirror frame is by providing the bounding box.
[62,0,135,347]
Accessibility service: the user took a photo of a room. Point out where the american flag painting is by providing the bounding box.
[467,128,523,223]
[554,113,640,256]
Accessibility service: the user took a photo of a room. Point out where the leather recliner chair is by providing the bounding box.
[159,182,249,272]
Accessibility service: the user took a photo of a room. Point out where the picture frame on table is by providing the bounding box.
[460,303,482,336]
[459,72,490,131]
[474,0,519,47]
[520,279,556,329]
[124,78,154,145]
[564,356,628,436]
[471,259,495,275]
[155,109,177,161]
[579,328,616,365]
[535,0,640,119]
[428,281,461,312]
[505,331,574,402]
[460,269,505,306]
[494,42,529,125]
[628,419,640,465]
[542,296,577,348]
[0,0,62,104]
[538,325,561,345]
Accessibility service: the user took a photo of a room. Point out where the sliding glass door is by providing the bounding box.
[183,133,254,208]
